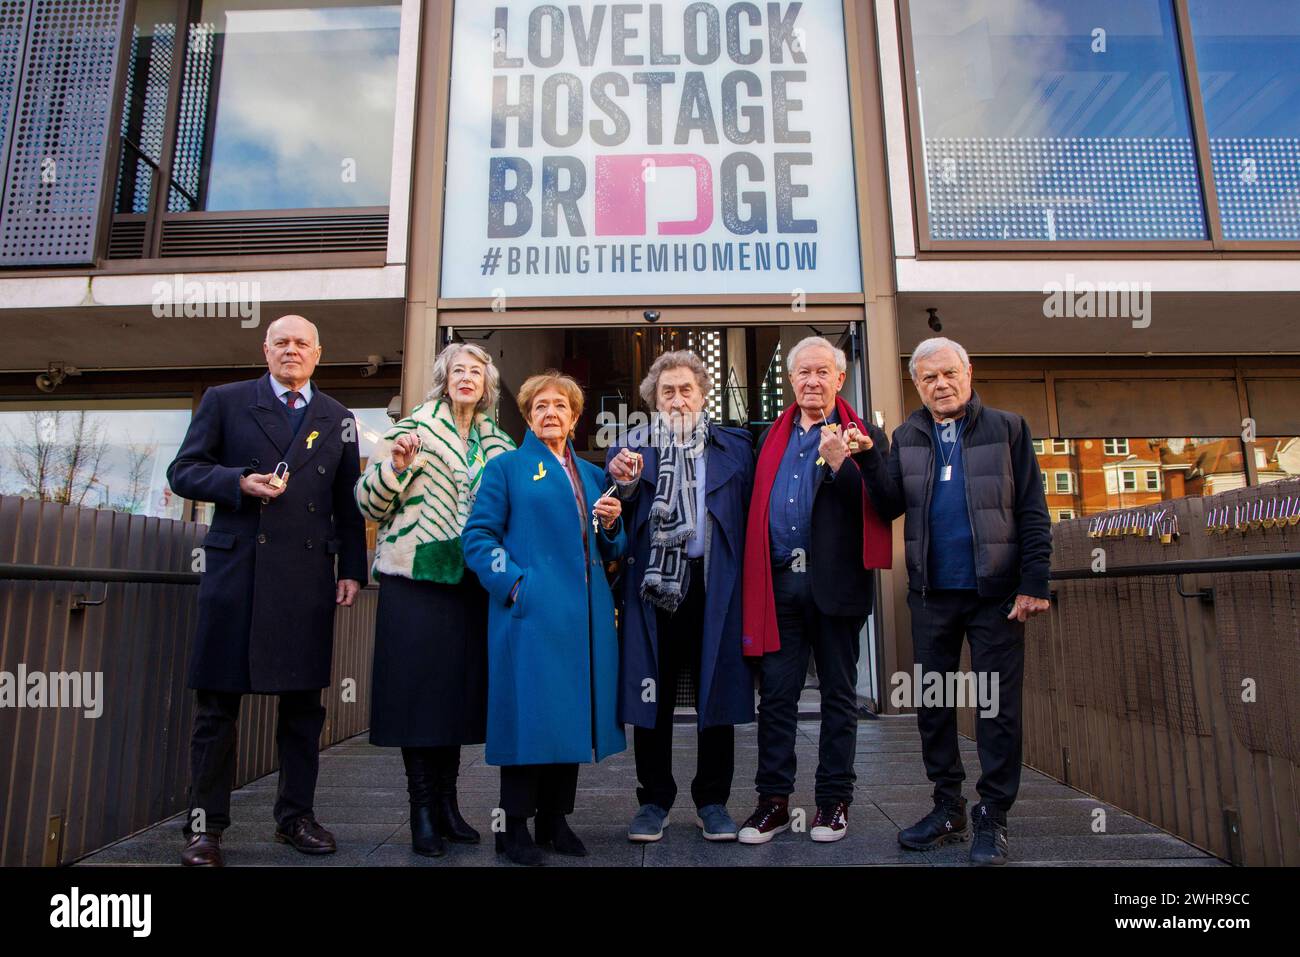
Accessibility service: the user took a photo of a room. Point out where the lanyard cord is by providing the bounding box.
[932,417,965,471]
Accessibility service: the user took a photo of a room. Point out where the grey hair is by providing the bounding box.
[639,349,713,408]
[426,342,500,414]
[786,335,846,374]
[908,337,970,380]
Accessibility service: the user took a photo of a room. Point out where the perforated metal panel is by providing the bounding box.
[0,0,127,265]
[114,19,175,215]
[168,20,214,211]
[0,1,30,205]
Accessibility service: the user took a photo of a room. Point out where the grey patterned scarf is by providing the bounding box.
[641,412,710,612]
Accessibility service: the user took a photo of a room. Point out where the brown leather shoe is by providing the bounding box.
[181,832,224,867]
[274,815,337,854]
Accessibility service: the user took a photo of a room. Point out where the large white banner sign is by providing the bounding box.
[440,1,863,298]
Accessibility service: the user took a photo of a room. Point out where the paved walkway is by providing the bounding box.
[80,716,1220,867]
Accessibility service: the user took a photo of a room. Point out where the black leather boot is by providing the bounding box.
[402,747,445,858]
[494,815,544,866]
[898,796,969,850]
[434,747,480,844]
[534,812,588,857]
[969,802,1010,866]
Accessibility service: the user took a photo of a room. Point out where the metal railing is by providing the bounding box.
[956,478,1300,866]
[0,497,377,866]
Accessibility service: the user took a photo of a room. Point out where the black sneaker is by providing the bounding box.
[969,802,1009,865]
[897,796,969,850]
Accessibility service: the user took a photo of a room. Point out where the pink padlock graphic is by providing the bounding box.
[594,153,713,236]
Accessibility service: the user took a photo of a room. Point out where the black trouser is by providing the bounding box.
[499,764,580,818]
[907,588,1025,819]
[633,557,735,811]
[184,688,326,836]
[401,745,462,805]
[756,566,864,806]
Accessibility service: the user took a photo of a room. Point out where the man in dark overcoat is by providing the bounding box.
[167,313,366,866]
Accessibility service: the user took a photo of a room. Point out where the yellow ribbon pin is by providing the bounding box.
[306,430,320,449]
[533,461,547,480]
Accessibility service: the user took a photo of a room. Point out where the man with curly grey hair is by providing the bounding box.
[606,349,755,844]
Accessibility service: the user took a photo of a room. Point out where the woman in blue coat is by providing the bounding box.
[462,371,627,866]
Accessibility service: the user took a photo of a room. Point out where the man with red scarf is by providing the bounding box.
[737,336,890,845]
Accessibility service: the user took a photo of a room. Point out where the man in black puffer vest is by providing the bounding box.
[857,337,1051,865]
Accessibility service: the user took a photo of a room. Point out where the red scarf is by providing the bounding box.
[742,396,892,657]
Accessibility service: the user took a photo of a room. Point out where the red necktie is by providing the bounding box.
[285,390,302,409]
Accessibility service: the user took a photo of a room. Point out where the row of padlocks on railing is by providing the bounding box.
[1204,495,1300,534]
[1087,508,1181,544]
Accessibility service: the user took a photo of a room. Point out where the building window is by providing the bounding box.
[1082,437,1248,509]
[904,0,1207,243]
[1256,437,1300,484]
[1186,2,1300,241]
[1057,508,1074,521]
[1041,472,1048,494]
[112,0,401,230]
[1103,438,1129,455]
[1051,439,1070,455]
[1032,438,1044,454]
[0,403,192,519]
[1054,471,1074,494]
[190,1,400,211]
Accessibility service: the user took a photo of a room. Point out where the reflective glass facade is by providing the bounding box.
[1188,0,1300,240]
[909,0,1205,242]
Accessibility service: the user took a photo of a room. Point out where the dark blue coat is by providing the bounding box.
[462,430,627,765]
[167,374,368,693]
[607,424,756,729]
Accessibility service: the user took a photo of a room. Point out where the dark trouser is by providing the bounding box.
[756,566,865,806]
[907,588,1025,819]
[499,764,580,818]
[401,745,462,805]
[184,688,326,836]
[634,557,735,811]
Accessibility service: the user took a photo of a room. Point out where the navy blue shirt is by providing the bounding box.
[927,416,977,589]
[769,409,837,566]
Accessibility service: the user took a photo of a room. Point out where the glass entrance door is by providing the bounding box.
[443,316,883,716]
[448,320,861,460]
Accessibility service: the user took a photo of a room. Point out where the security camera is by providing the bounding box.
[386,395,403,422]
[643,310,661,323]
[926,308,942,332]
[35,362,79,393]
[360,354,383,378]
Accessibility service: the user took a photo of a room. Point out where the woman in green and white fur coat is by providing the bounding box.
[355,342,515,858]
